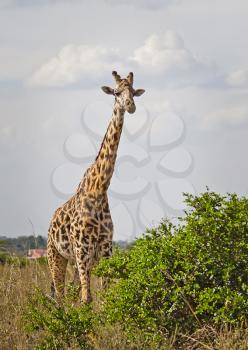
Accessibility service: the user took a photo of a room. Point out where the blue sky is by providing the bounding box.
[0,0,247,239]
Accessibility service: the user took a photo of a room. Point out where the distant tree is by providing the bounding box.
[0,239,9,263]
[0,235,47,256]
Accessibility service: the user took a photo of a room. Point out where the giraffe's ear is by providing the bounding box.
[134,89,145,97]
[101,86,114,95]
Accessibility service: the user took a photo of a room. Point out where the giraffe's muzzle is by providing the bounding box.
[125,101,136,114]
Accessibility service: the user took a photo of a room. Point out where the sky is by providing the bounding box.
[0,0,248,240]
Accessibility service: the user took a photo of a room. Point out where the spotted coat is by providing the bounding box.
[47,71,145,303]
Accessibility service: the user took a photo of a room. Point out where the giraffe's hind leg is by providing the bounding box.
[47,236,68,302]
[67,264,81,301]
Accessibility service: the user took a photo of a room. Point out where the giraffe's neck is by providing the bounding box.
[81,103,125,195]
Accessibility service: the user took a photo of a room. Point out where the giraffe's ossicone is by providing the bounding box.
[47,71,145,303]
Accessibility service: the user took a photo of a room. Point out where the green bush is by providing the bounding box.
[23,191,248,347]
[24,289,93,349]
[4,255,30,267]
[0,252,8,264]
[95,191,248,340]
[0,239,8,264]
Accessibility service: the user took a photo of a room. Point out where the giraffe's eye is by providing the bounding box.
[114,90,121,96]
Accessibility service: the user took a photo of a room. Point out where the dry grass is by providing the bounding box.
[181,324,248,350]
[0,261,50,349]
[0,262,247,350]
[88,323,175,350]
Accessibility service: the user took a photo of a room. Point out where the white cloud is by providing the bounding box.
[29,31,218,88]
[130,32,185,68]
[28,44,124,87]
[203,105,248,128]
[129,31,217,87]
[225,69,248,88]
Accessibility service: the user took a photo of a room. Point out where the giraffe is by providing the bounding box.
[47,71,145,303]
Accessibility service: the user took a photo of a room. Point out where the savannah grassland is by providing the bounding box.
[0,261,50,349]
[0,260,247,350]
[0,192,248,350]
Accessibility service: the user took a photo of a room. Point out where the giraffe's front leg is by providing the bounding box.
[78,255,92,304]
[76,256,92,303]
[74,240,93,304]
[99,238,113,290]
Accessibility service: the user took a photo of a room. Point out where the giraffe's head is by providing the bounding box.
[101,71,145,114]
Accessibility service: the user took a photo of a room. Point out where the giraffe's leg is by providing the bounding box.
[47,236,68,302]
[99,238,113,289]
[75,251,93,304]
[72,231,93,303]
[69,265,81,292]
[72,266,80,285]
[81,265,92,303]
[67,265,81,302]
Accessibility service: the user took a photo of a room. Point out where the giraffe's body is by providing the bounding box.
[47,72,145,303]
